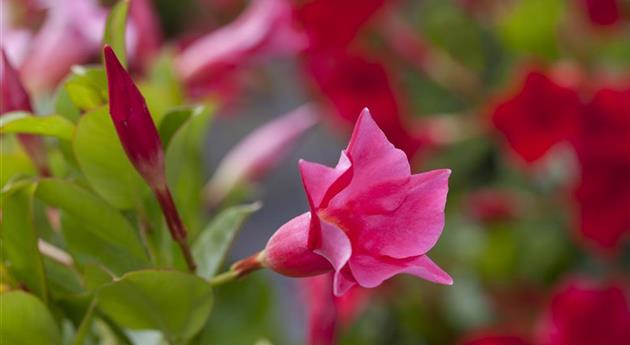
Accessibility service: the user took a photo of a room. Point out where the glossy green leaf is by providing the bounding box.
[158,107,196,149]
[97,270,213,344]
[0,291,62,345]
[139,50,185,123]
[0,112,75,140]
[165,105,213,235]
[54,83,81,122]
[74,107,145,209]
[0,187,48,301]
[103,0,130,67]
[0,149,35,188]
[64,66,108,111]
[35,179,149,275]
[193,203,261,279]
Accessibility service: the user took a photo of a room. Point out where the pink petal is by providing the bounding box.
[176,0,305,82]
[328,109,411,213]
[333,266,357,297]
[349,254,452,289]
[299,152,352,209]
[313,218,352,272]
[369,169,451,259]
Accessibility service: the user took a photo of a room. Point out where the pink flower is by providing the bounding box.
[491,69,582,164]
[536,279,630,345]
[1,49,49,176]
[204,104,318,206]
[262,109,452,296]
[175,0,305,84]
[127,0,162,68]
[104,45,195,271]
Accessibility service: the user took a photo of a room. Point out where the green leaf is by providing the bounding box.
[103,0,130,67]
[97,270,213,344]
[193,203,261,279]
[0,112,75,140]
[35,179,149,275]
[73,107,146,209]
[0,291,62,345]
[139,50,185,123]
[64,66,108,112]
[165,105,213,235]
[158,107,197,149]
[54,84,81,122]
[0,187,48,301]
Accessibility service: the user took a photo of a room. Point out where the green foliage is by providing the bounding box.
[35,179,149,275]
[1,187,48,301]
[0,112,75,140]
[97,270,213,344]
[73,106,146,209]
[193,203,261,279]
[63,66,108,113]
[0,291,62,345]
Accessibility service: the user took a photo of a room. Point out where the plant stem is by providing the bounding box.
[153,186,197,272]
[209,270,239,286]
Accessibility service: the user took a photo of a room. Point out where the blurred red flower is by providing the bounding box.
[296,0,388,52]
[579,0,621,26]
[1,49,49,176]
[491,70,581,164]
[463,189,520,224]
[460,332,530,345]
[304,51,427,158]
[537,279,630,345]
[573,84,630,252]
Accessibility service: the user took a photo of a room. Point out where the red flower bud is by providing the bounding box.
[103,45,195,271]
[104,45,166,189]
[1,49,50,176]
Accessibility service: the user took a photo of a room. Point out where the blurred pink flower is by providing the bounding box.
[579,0,621,26]
[536,279,630,345]
[128,0,162,68]
[1,49,50,176]
[304,51,428,158]
[263,109,452,296]
[204,104,318,206]
[175,0,305,84]
[2,0,161,93]
[572,83,630,253]
[18,0,105,93]
[491,69,581,164]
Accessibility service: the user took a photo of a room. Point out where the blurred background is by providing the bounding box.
[2,0,630,344]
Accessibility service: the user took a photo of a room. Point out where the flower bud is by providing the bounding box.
[1,49,50,176]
